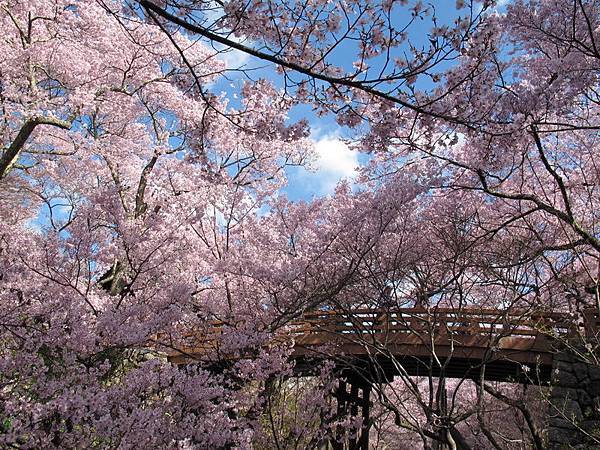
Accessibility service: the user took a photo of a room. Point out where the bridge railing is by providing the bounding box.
[285,307,574,340]
[161,307,597,360]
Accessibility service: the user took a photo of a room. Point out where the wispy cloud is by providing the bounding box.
[199,3,252,69]
[312,135,359,193]
[285,131,360,198]
[215,40,251,69]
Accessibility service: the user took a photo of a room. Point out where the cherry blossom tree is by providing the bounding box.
[139,0,599,447]
[140,0,599,313]
[0,0,321,447]
[2,0,600,448]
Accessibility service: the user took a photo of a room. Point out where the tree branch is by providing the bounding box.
[138,0,478,129]
[0,116,71,181]
[483,383,545,450]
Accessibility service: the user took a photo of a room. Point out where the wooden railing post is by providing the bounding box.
[378,309,388,335]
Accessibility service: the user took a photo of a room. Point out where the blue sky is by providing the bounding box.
[29,1,512,233]
[212,53,364,201]
[210,0,511,202]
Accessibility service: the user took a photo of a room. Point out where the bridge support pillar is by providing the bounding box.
[548,350,600,449]
[331,378,371,450]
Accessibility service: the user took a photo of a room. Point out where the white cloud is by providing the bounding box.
[473,0,509,14]
[197,3,251,69]
[314,137,357,177]
[284,128,362,199]
[216,43,250,69]
[311,136,359,193]
[25,218,43,234]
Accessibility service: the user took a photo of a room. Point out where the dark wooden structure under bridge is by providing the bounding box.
[164,307,600,450]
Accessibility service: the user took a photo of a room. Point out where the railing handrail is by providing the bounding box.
[160,307,597,359]
[300,307,569,320]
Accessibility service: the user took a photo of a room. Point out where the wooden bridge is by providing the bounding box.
[167,307,599,384]
[164,307,599,450]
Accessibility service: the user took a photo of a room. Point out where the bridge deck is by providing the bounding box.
[166,307,599,384]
